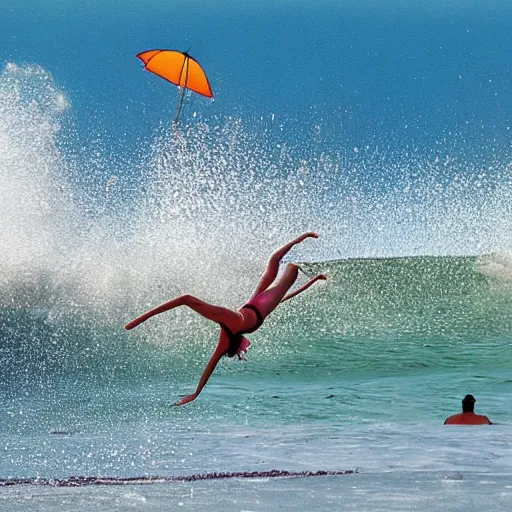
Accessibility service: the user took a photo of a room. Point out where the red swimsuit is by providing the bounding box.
[221,304,264,359]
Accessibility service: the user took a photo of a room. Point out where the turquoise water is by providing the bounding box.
[2,1,512,509]
[1,253,512,508]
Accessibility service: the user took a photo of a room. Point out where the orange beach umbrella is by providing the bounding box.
[136,49,213,125]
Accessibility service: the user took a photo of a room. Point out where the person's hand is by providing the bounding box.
[175,393,198,406]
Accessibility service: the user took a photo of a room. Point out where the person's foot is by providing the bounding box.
[296,232,319,244]
[303,232,319,240]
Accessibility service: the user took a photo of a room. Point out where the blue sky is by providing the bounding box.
[1,0,511,154]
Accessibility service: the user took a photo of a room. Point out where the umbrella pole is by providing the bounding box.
[174,86,185,125]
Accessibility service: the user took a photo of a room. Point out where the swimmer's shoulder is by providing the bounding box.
[444,413,492,425]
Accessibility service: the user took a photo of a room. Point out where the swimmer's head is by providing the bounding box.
[462,394,476,412]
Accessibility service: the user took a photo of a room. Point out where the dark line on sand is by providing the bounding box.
[0,469,357,487]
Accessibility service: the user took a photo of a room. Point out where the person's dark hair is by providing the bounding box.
[462,394,476,413]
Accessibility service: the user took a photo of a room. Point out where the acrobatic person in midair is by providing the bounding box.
[125,233,327,406]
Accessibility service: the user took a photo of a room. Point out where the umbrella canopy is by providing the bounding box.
[136,49,213,124]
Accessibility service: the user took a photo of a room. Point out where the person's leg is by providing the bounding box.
[125,295,243,331]
[280,274,327,303]
[249,232,318,301]
[248,263,300,317]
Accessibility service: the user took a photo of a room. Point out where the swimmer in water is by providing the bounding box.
[125,232,326,406]
[444,394,492,425]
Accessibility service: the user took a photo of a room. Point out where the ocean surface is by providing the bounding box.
[1,1,512,510]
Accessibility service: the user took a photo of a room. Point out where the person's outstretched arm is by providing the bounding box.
[175,334,229,406]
